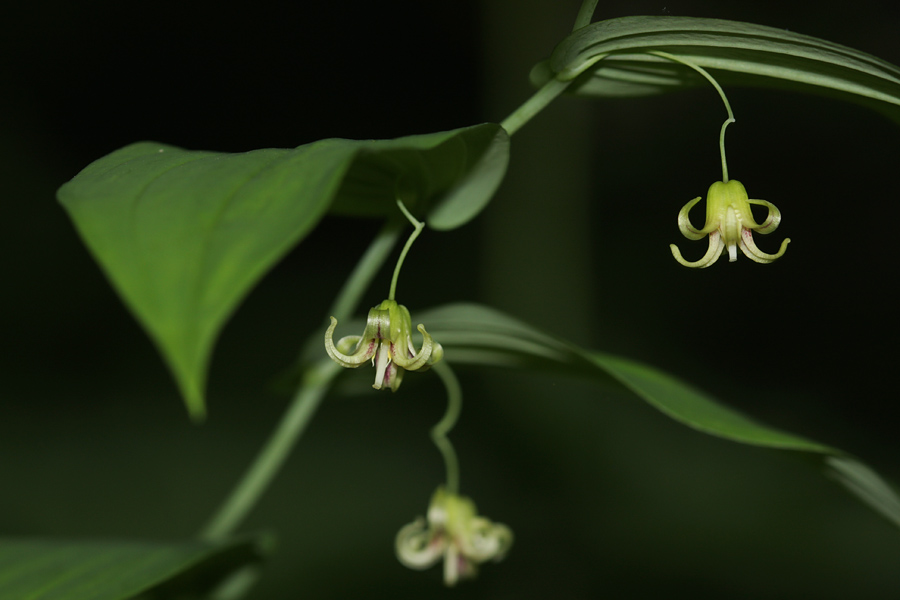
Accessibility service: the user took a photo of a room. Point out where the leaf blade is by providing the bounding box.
[59,140,354,418]
[534,15,900,113]
[421,302,900,529]
[58,125,508,418]
[0,535,267,600]
[590,350,835,453]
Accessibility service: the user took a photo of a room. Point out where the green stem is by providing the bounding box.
[388,200,425,301]
[500,77,572,136]
[718,117,735,183]
[431,362,462,495]
[649,51,736,182]
[200,359,342,541]
[329,216,405,322]
[572,0,599,31]
[201,218,406,541]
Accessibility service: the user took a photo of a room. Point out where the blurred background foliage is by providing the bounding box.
[2,0,899,597]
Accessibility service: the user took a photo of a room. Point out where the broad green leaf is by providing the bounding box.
[420,302,900,529]
[530,16,900,118]
[330,124,509,230]
[0,535,268,600]
[58,124,508,419]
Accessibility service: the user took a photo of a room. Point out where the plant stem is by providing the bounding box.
[200,218,406,541]
[500,77,571,136]
[388,200,424,302]
[431,362,462,495]
[649,51,736,182]
[718,117,735,183]
[329,216,405,322]
[200,358,342,541]
[572,0,599,31]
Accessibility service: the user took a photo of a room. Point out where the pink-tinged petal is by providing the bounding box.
[324,317,375,367]
[398,488,512,586]
[676,196,715,240]
[670,231,725,268]
[458,517,514,563]
[392,325,436,371]
[746,198,782,234]
[444,544,478,586]
[325,300,442,392]
[396,518,446,570]
[385,360,404,391]
[739,229,791,263]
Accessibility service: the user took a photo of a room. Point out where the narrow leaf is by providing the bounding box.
[531,15,900,117]
[58,125,508,418]
[421,302,598,373]
[0,535,268,600]
[589,351,834,453]
[825,457,900,529]
[421,302,900,529]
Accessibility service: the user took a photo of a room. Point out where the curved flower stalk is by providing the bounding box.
[325,299,443,391]
[396,487,513,586]
[670,179,791,268]
[641,53,791,268]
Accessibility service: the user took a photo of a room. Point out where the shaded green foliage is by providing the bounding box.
[0,536,268,600]
[58,126,507,418]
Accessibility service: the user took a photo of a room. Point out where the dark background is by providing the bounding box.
[2,1,899,598]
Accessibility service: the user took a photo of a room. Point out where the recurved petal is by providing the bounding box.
[746,199,782,234]
[391,324,438,371]
[670,231,725,268]
[426,342,444,368]
[325,317,374,367]
[676,196,711,240]
[396,517,446,570]
[459,517,514,563]
[739,229,790,263]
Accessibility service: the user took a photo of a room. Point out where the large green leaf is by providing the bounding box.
[420,302,900,529]
[530,16,900,118]
[329,124,509,229]
[58,124,508,419]
[0,535,268,600]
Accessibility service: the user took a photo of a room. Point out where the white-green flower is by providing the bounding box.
[670,179,790,268]
[325,299,443,391]
[396,487,512,586]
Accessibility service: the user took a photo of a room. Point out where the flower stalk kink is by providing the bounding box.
[395,363,512,586]
[656,51,791,267]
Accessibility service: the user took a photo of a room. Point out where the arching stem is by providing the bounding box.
[572,0,599,31]
[649,51,736,182]
[388,200,425,302]
[500,77,571,136]
[431,362,462,495]
[200,216,406,541]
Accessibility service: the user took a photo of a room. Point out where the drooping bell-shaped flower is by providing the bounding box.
[325,299,443,391]
[395,487,512,586]
[670,179,790,268]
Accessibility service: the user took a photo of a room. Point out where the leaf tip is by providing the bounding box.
[180,382,208,423]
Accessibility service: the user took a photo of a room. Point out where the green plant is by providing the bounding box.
[4,2,899,597]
